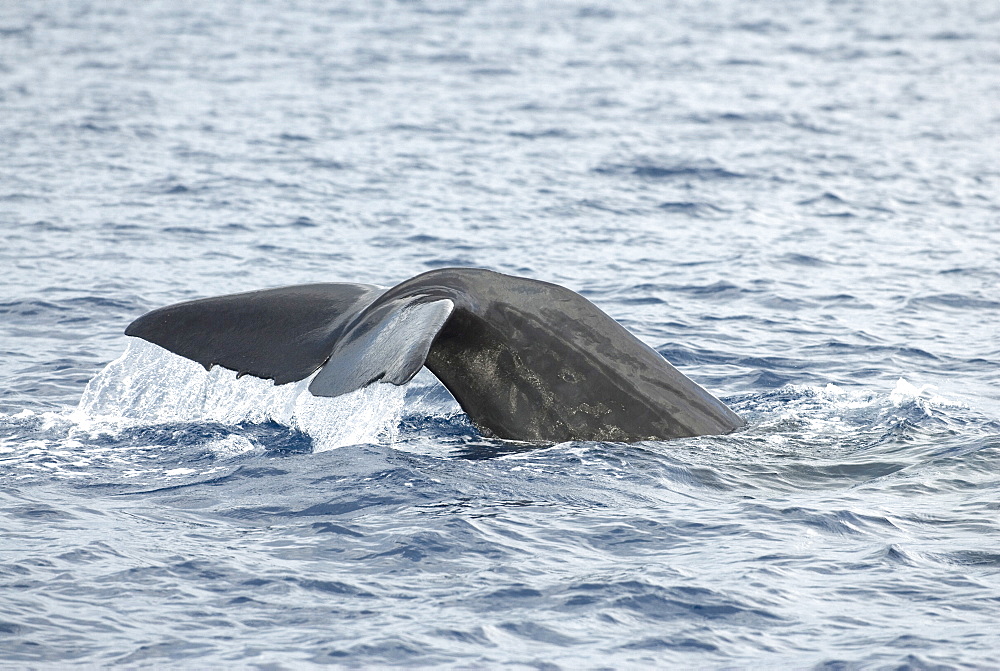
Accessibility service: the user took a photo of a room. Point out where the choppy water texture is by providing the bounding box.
[2,0,1000,667]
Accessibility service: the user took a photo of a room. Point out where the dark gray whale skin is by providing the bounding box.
[125,268,744,443]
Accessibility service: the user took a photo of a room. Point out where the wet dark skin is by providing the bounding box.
[126,268,745,443]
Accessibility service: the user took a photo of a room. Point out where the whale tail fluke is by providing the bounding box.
[124,268,745,442]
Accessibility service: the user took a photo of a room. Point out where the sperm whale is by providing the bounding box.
[125,268,744,442]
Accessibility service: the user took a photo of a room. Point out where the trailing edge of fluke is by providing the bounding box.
[125,267,745,443]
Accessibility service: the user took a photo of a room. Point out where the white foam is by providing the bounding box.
[750,376,960,448]
[889,377,950,408]
[204,434,259,459]
[71,339,407,452]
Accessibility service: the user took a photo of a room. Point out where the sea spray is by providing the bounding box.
[72,339,406,451]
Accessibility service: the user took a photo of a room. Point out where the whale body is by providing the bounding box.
[125,268,744,442]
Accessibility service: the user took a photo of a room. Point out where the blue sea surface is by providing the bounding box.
[2,0,1000,667]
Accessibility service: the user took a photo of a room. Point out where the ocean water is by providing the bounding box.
[2,0,999,667]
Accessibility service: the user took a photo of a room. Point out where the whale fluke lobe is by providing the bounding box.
[309,298,454,397]
[125,268,745,442]
[124,283,385,384]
